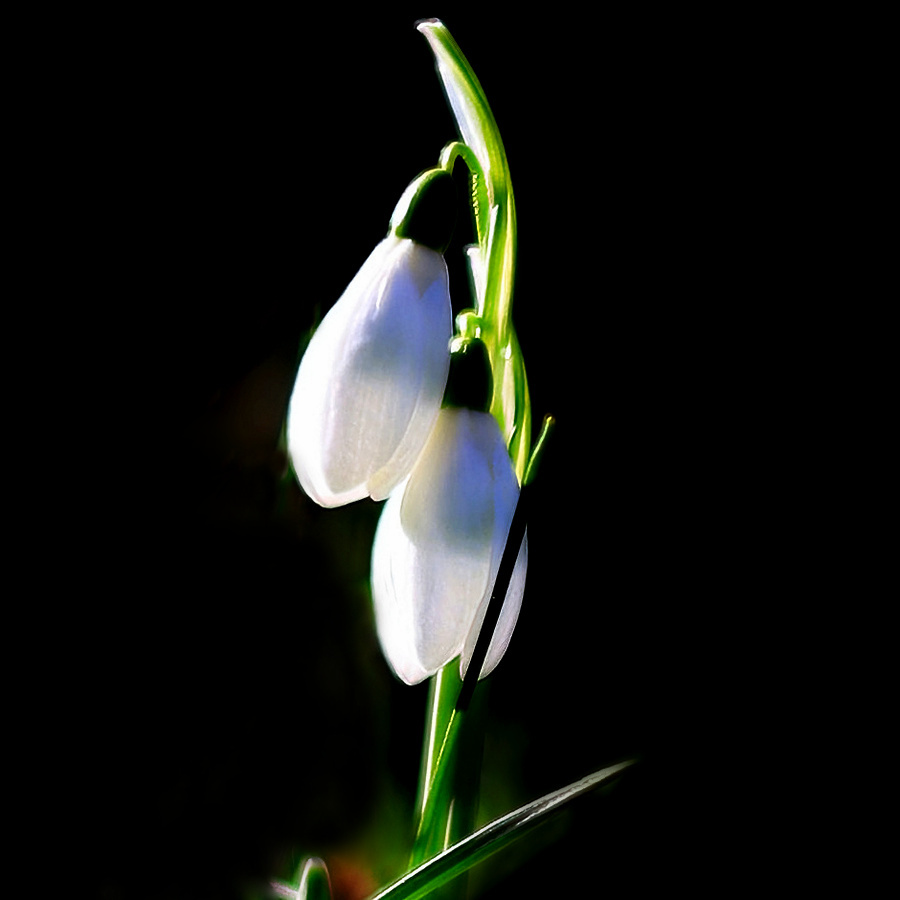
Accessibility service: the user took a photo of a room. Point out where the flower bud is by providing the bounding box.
[371,340,526,685]
[287,233,453,507]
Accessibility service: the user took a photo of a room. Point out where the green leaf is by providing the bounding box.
[369,761,635,900]
[271,857,333,900]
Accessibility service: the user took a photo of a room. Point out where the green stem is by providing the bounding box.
[418,19,531,483]
[439,141,490,256]
[411,665,462,868]
[410,676,487,899]
[410,667,488,855]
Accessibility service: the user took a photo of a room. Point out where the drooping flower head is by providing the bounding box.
[372,337,527,684]
[287,170,457,506]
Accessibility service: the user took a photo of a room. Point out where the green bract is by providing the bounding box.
[391,167,457,254]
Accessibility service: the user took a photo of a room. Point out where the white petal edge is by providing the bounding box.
[371,483,434,685]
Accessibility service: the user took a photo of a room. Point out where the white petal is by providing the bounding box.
[287,236,452,507]
[372,480,495,685]
[371,408,524,683]
[371,485,432,685]
[400,410,501,554]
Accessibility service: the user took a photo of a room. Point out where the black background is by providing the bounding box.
[51,8,789,899]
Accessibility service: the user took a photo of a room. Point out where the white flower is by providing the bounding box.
[371,406,527,685]
[287,234,452,507]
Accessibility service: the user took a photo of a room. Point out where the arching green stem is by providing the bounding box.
[418,19,531,483]
[439,141,490,252]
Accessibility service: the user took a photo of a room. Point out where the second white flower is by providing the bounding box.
[371,404,527,685]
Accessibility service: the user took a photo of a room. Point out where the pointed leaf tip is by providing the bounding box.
[368,760,635,900]
[299,857,333,900]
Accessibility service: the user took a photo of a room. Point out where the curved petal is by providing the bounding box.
[371,484,433,685]
[287,236,452,507]
[371,408,525,683]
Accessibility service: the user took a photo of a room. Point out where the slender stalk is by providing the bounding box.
[410,684,487,899]
[418,19,531,482]
[439,141,490,255]
[410,665,463,868]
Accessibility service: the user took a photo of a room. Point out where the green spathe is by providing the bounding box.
[442,337,493,413]
[392,168,457,254]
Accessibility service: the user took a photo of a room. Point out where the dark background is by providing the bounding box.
[52,8,788,899]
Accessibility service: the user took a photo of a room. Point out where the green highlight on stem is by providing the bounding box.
[418,18,531,484]
[411,667,461,868]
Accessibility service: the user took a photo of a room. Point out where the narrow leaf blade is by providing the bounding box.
[368,760,635,900]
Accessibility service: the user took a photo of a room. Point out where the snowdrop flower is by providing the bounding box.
[371,338,527,685]
[287,169,457,507]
